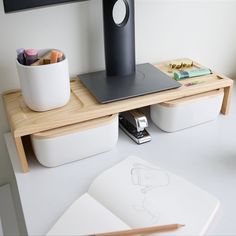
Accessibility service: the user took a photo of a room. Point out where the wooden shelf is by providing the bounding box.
[3,59,234,172]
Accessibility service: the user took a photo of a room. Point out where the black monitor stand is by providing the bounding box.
[79,0,181,104]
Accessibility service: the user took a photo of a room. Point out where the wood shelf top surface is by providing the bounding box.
[3,59,233,137]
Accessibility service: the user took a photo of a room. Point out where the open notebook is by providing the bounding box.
[47,156,219,235]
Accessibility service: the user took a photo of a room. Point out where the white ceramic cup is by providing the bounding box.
[16,49,70,112]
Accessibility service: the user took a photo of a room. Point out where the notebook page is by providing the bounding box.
[47,193,130,235]
[88,156,219,235]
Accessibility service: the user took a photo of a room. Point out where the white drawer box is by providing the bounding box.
[31,114,118,167]
[150,89,224,132]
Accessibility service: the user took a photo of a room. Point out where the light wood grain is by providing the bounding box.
[160,89,223,107]
[221,80,233,115]
[32,114,117,139]
[3,61,233,138]
[2,59,233,172]
[14,137,29,172]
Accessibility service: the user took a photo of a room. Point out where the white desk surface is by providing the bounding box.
[4,87,236,236]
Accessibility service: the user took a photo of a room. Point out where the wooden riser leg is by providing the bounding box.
[14,136,29,173]
[221,85,233,115]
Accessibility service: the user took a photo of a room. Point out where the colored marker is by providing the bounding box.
[185,81,204,87]
[16,48,25,65]
[174,68,212,81]
[24,49,38,65]
[43,59,51,65]
[57,52,64,62]
[50,50,60,64]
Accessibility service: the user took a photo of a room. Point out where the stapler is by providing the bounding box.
[119,109,151,144]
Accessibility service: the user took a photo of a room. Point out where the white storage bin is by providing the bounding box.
[16,49,70,112]
[150,89,224,132]
[31,114,118,167]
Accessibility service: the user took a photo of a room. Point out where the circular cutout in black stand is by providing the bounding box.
[80,0,181,103]
[103,0,135,76]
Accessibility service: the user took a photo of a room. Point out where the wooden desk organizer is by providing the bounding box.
[3,59,233,172]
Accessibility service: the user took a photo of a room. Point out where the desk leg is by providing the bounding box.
[14,136,29,173]
[221,85,233,115]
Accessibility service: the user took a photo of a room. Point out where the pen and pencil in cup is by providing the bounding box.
[17,48,64,66]
[16,49,70,112]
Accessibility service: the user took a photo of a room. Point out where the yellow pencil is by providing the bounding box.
[90,223,185,236]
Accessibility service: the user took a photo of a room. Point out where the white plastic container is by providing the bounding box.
[16,49,70,112]
[150,89,224,132]
[31,114,118,167]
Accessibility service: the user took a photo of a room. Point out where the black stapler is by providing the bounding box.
[119,109,151,144]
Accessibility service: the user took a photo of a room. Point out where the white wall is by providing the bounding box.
[1,0,236,234]
[135,0,236,78]
[0,217,3,236]
[1,0,236,92]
